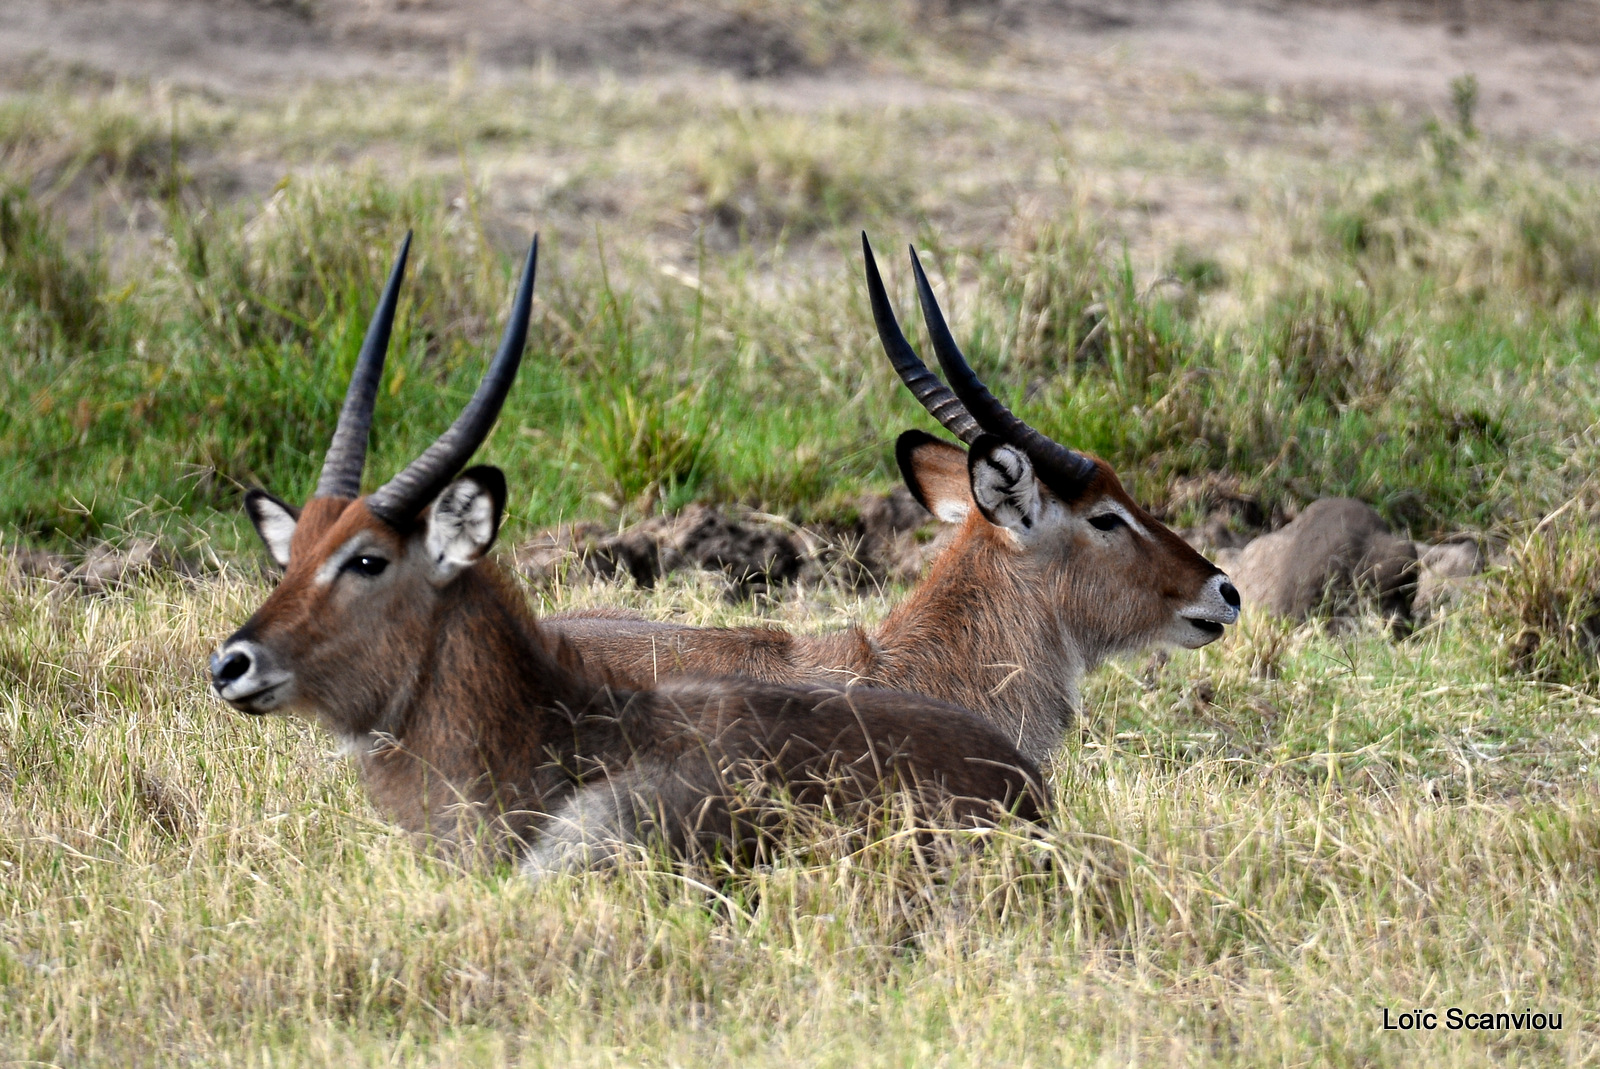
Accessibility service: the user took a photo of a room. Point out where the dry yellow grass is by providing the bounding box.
[1,565,1594,1066]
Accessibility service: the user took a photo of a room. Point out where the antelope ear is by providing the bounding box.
[895,430,972,524]
[968,434,1043,536]
[244,490,299,568]
[423,465,507,584]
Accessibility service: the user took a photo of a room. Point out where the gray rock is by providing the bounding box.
[1413,536,1487,616]
[4,540,204,592]
[1212,546,1242,574]
[2,546,70,582]
[1180,513,1252,556]
[1230,498,1418,628]
[74,539,163,593]
[843,486,935,586]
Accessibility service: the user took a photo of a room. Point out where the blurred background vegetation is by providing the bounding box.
[2,66,1596,562]
[0,5,1593,581]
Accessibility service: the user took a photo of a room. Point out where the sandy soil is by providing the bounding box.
[3,0,1598,141]
[3,0,1597,290]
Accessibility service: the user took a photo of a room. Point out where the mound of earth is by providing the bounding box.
[513,488,935,600]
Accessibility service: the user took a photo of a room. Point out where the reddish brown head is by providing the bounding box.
[209,237,538,742]
[862,235,1239,660]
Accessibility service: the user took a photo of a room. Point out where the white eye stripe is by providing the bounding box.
[1089,503,1149,540]
[315,536,381,587]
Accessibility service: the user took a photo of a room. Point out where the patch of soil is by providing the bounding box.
[514,488,935,600]
[1,539,205,592]
[0,0,817,91]
[1288,0,1600,47]
[1067,0,1600,142]
[4,0,1598,144]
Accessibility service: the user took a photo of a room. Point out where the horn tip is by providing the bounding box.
[908,245,932,288]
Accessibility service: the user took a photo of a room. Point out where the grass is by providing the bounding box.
[0,75,1596,548]
[1,17,1600,1065]
[0,569,1596,1065]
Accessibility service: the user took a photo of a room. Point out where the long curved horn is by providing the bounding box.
[315,232,412,500]
[908,246,1097,493]
[861,233,980,445]
[366,235,538,526]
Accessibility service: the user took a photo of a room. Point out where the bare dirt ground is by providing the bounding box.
[4,0,1599,140]
[5,0,1598,292]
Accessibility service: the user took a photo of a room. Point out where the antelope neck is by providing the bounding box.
[872,523,1060,685]
[350,563,639,840]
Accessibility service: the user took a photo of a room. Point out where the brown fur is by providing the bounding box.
[548,447,1229,763]
[218,494,1044,871]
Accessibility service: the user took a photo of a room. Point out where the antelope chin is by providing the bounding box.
[219,688,288,713]
[218,680,293,715]
[1181,617,1226,645]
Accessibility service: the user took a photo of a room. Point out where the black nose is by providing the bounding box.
[1219,580,1240,609]
[211,649,252,688]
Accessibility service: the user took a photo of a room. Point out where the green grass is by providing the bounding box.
[0,81,1596,552]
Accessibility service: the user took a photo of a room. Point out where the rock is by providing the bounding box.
[1,539,204,592]
[1413,536,1488,616]
[510,523,593,584]
[1164,472,1273,532]
[1181,513,1252,555]
[1,545,71,582]
[514,507,802,599]
[74,539,163,593]
[849,486,935,585]
[1230,498,1418,629]
[71,539,205,592]
[511,521,672,588]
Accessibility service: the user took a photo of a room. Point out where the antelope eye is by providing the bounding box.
[343,554,389,577]
[1088,513,1126,532]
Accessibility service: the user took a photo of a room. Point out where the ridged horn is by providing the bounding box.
[315,232,412,500]
[908,246,1097,493]
[365,235,538,526]
[861,233,980,445]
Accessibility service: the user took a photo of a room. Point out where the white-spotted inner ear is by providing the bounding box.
[930,497,971,525]
[970,444,1043,536]
[424,477,500,584]
[246,492,298,568]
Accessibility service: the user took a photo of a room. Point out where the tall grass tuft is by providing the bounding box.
[1493,506,1600,687]
[677,108,912,237]
[992,212,1105,372]
[586,385,720,511]
[1265,287,1409,410]
[0,184,107,353]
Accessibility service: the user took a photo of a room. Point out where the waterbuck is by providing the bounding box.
[209,235,1043,875]
[546,237,1239,763]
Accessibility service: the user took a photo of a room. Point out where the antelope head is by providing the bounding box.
[862,235,1239,659]
[210,234,538,744]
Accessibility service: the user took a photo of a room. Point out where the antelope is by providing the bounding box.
[546,236,1240,764]
[208,235,1043,875]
